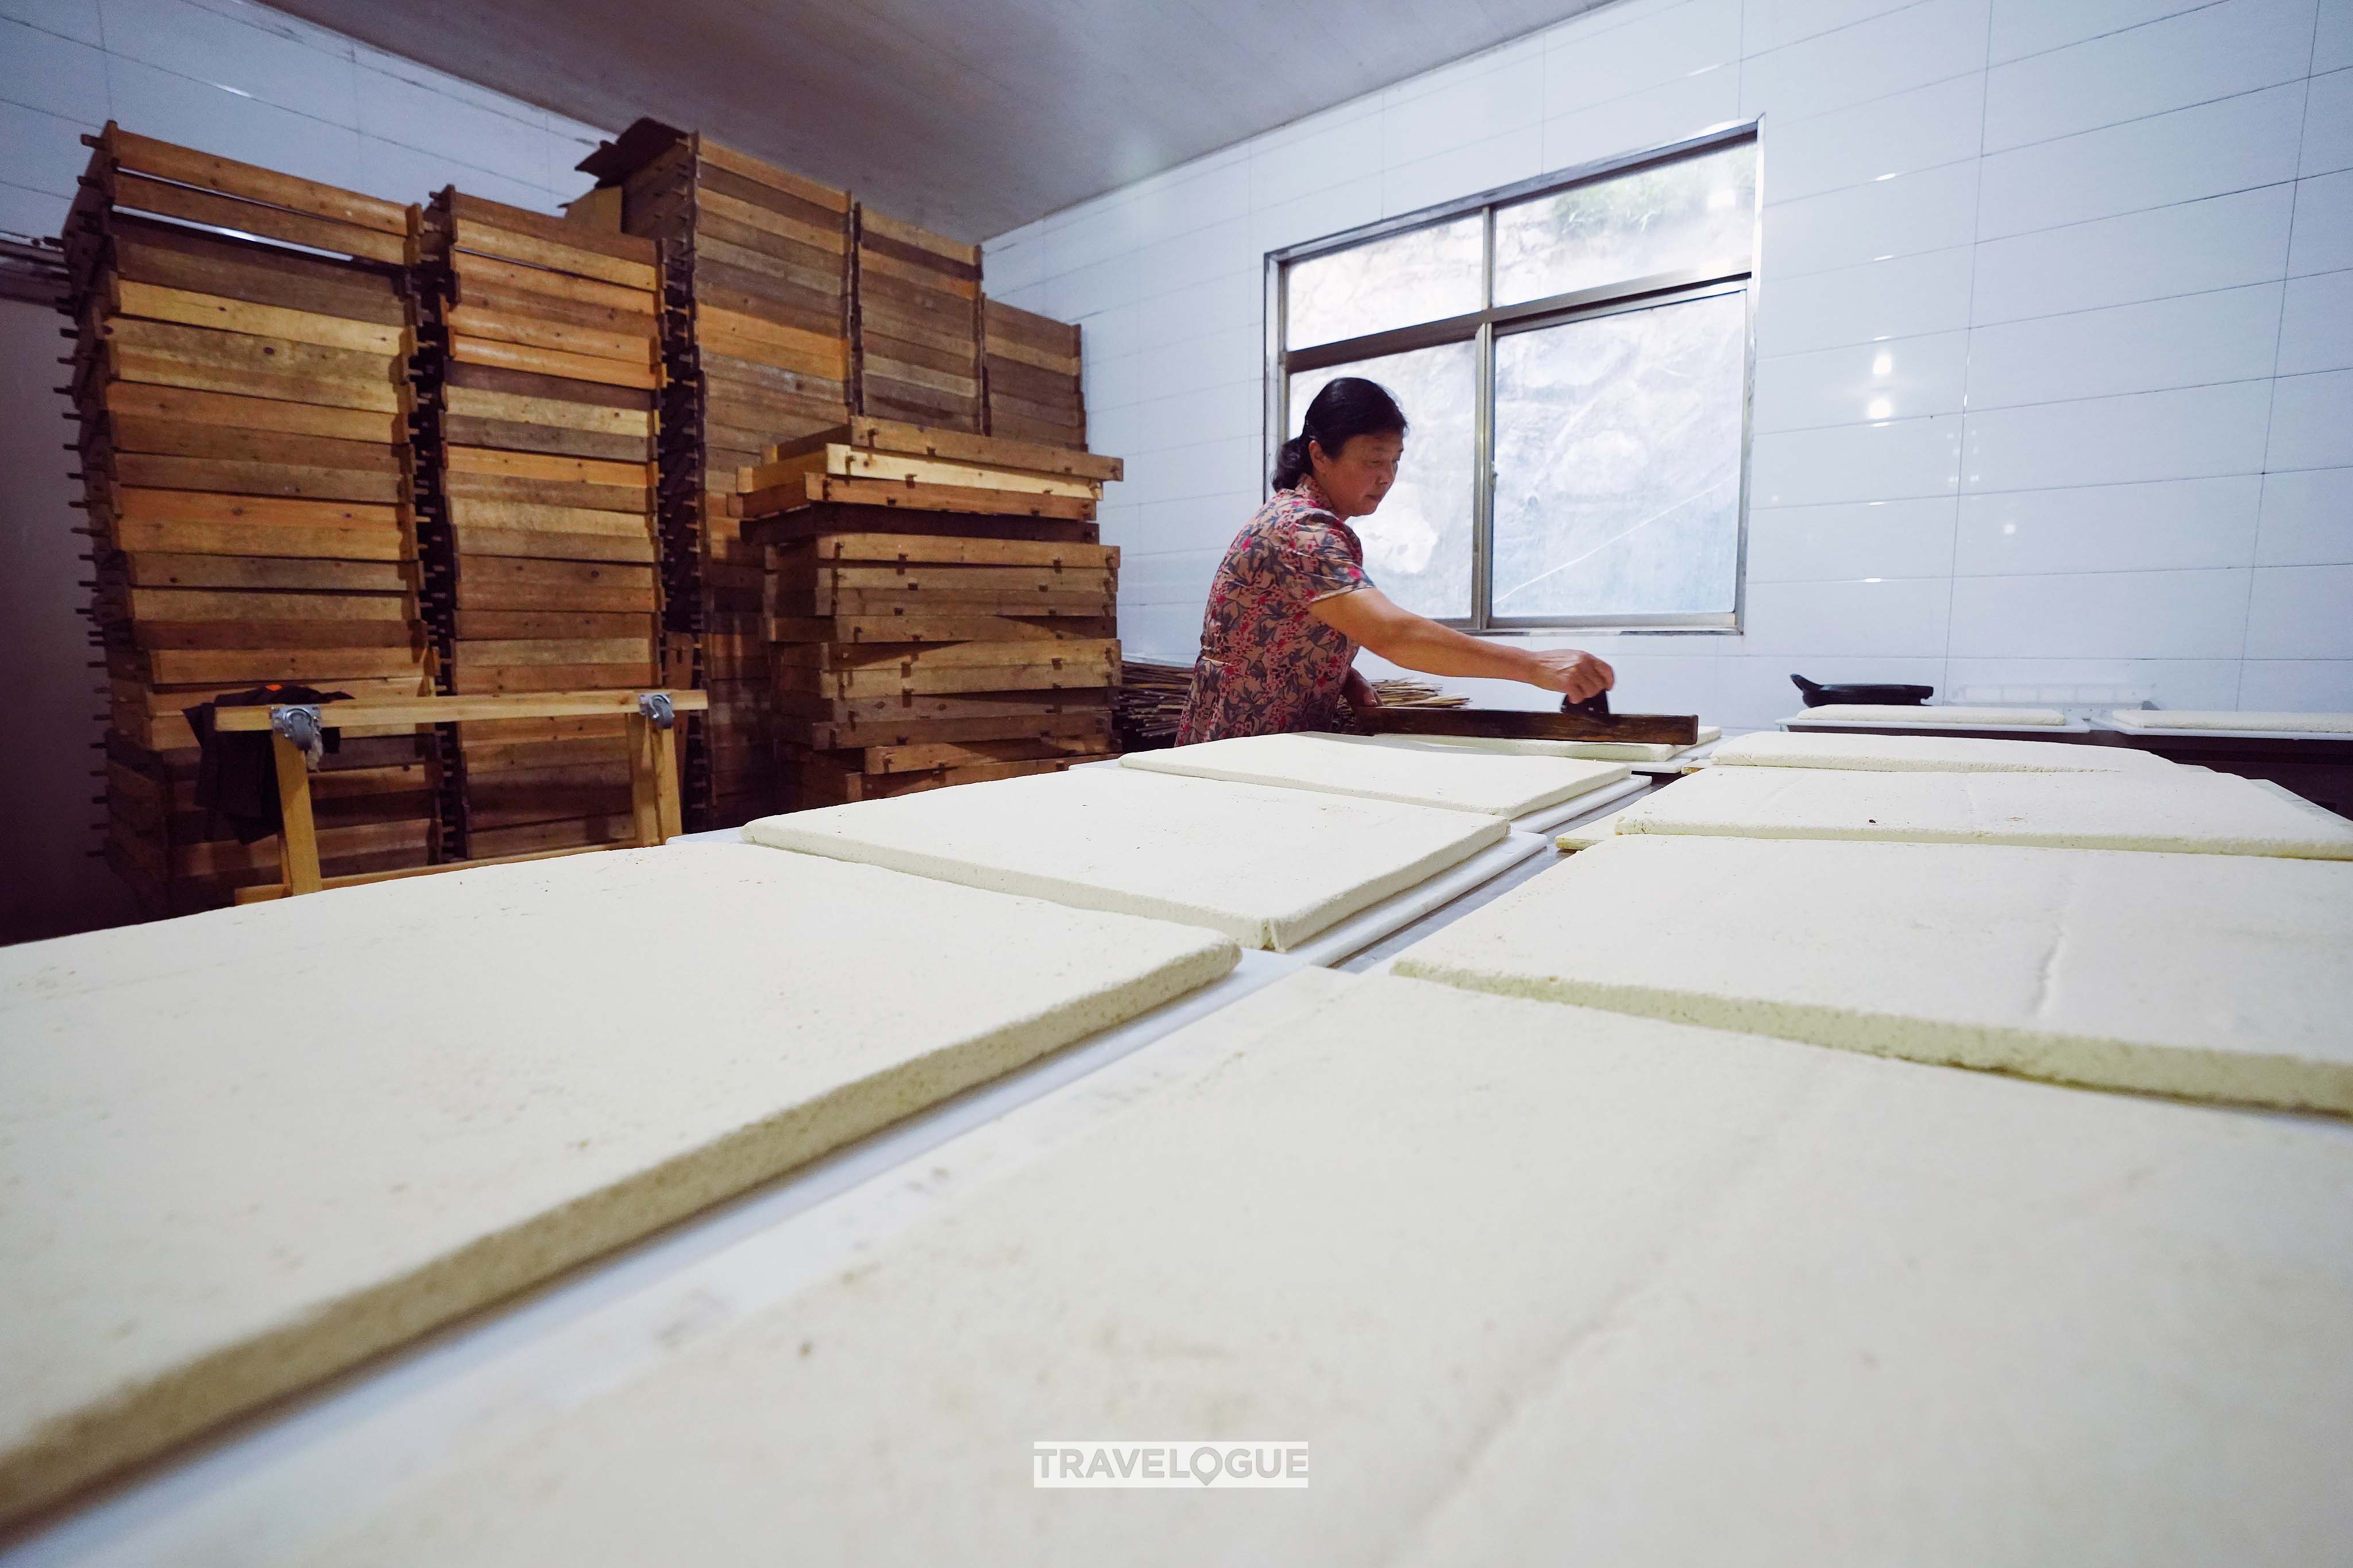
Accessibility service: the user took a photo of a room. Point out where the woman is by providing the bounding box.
[1175,377,1614,746]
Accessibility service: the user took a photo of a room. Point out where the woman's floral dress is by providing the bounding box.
[1175,476,1372,745]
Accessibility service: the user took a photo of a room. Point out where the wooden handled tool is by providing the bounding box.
[1351,688,1698,746]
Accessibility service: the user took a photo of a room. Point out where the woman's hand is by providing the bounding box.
[1341,667,1380,709]
[1519,649,1614,703]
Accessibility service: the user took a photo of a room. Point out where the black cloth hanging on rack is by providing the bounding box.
[186,685,351,844]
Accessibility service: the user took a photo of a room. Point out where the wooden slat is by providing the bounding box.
[107,416,402,474]
[110,278,407,356]
[766,613,1116,646]
[102,315,398,391]
[780,532,1117,569]
[740,472,1096,521]
[1352,706,1702,746]
[449,249,656,316]
[792,709,1113,751]
[106,171,408,266]
[696,139,850,213]
[446,191,657,267]
[112,453,402,504]
[126,586,411,622]
[768,415,1121,482]
[106,125,411,235]
[443,303,654,368]
[446,444,651,490]
[858,208,979,267]
[213,689,706,731]
[698,188,847,256]
[112,217,406,326]
[105,344,404,414]
[103,382,400,443]
[140,647,427,685]
[443,470,650,515]
[119,553,410,592]
[112,516,406,562]
[449,217,657,292]
[449,334,659,391]
[441,414,650,464]
[983,335,1082,377]
[449,526,657,565]
[862,734,1114,774]
[443,384,651,438]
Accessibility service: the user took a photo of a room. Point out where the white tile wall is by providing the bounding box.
[989,0,2353,722]
[0,0,610,240]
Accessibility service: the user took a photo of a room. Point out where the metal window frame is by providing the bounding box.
[1263,120,1763,635]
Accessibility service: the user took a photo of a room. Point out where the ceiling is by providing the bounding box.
[269,0,1618,242]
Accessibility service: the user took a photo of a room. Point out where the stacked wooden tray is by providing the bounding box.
[853,210,985,432]
[983,299,1085,448]
[415,188,665,859]
[740,419,1125,804]
[581,122,856,827]
[59,123,438,913]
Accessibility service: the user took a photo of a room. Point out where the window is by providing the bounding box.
[1269,130,1758,630]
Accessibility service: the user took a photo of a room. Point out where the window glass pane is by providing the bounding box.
[1490,289,1746,620]
[1287,339,1476,621]
[1492,142,1756,307]
[1284,215,1483,351]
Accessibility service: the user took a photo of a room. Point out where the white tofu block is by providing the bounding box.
[0,847,1237,1525]
[283,974,2353,1568]
[1367,727,1720,763]
[1395,834,2353,1115]
[1119,731,1629,817]
[1716,730,2169,773]
[2107,709,2353,734]
[744,767,1507,950]
[1789,704,2068,725]
[1615,763,2353,859]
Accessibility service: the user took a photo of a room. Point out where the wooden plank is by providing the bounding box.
[111,217,405,326]
[698,188,847,256]
[450,334,659,391]
[103,382,399,444]
[449,526,657,565]
[112,453,402,504]
[768,415,1121,483]
[857,241,979,299]
[106,171,407,266]
[443,303,655,368]
[1352,705,1702,746]
[453,610,652,639]
[791,709,1113,751]
[982,334,1082,377]
[983,297,1081,356]
[111,516,406,562]
[441,414,650,464]
[107,417,402,474]
[107,125,410,235]
[102,315,397,391]
[104,344,402,415]
[443,358,655,411]
[696,140,850,213]
[777,563,1112,595]
[233,844,619,904]
[446,662,661,694]
[778,532,1117,569]
[132,619,418,651]
[446,444,652,491]
[127,586,411,623]
[110,277,407,357]
[983,353,1084,407]
[740,472,1095,522]
[857,208,978,266]
[140,647,427,685]
[861,733,1114,774]
[449,249,655,316]
[454,277,653,335]
[449,217,657,293]
[443,470,650,515]
[745,504,1097,549]
[784,659,1118,700]
[989,410,1086,447]
[213,689,705,731]
[988,383,1088,428]
[111,488,402,530]
[446,191,656,268]
[454,638,654,667]
[736,445,1092,500]
[766,613,1116,646]
[770,638,1117,674]
[120,553,410,592]
[696,306,848,380]
[691,231,846,298]
[443,384,651,437]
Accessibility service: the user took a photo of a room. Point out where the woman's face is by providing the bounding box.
[1310,432,1403,519]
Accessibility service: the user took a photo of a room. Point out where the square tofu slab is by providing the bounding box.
[0,847,1236,1524]
[1610,762,2353,859]
[1714,730,2170,772]
[2107,709,2353,734]
[1363,729,1720,763]
[1788,705,2068,725]
[281,972,2353,1568]
[1120,731,1629,817]
[1395,833,2353,1115]
[743,766,1507,949]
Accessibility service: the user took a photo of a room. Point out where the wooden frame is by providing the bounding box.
[219,689,709,901]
